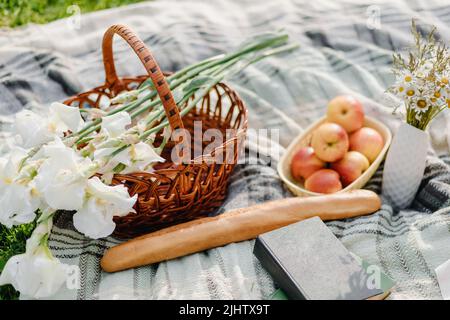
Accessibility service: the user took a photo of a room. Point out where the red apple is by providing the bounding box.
[327,95,365,133]
[349,127,384,163]
[331,151,370,186]
[304,169,342,194]
[290,147,326,181]
[311,123,349,162]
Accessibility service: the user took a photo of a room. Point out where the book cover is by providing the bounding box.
[254,216,386,300]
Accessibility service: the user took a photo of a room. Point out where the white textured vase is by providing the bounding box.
[382,122,428,209]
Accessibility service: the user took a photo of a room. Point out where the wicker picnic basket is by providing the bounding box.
[63,25,248,238]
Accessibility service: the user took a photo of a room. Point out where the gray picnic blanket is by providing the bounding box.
[1,0,450,299]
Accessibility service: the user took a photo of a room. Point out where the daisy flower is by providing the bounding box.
[389,20,450,130]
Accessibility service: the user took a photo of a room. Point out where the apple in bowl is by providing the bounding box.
[349,127,384,163]
[311,123,349,162]
[290,146,326,181]
[331,151,370,186]
[304,169,342,194]
[284,94,391,196]
[326,95,365,133]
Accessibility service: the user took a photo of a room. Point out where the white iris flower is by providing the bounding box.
[14,102,84,148]
[100,111,131,138]
[0,216,69,299]
[73,176,137,239]
[34,138,93,211]
[0,148,40,227]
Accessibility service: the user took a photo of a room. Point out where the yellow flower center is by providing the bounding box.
[441,77,449,85]
[417,99,427,109]
[404,75,412,82]
[31,188,40,197]
[406,89,415,97]
[447,99,450,108]
[96,198,108,206]
[434,91,441,98]
[431,98,437,103]
[398,86,404,92]
[48,122,57,133]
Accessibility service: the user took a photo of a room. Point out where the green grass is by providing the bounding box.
[0,222,36,300]
[0,0,147,28]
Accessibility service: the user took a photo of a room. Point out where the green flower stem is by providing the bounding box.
[74,59,233,143]
[135,33,287,93]
[81,37,297,164]
[74,57,226,137]
[138,43,298,141]
[137,54,225,91]
[143,108,165,127]
[428,104,448,124]
[73,34,289,140]
[77,55,244,147]
[406,101,447,130]
[76,136,94,145]
[155,132,169,155]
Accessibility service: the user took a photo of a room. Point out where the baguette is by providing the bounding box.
[101,189,381,272]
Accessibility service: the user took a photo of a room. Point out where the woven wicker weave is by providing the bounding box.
[63,25,248,238]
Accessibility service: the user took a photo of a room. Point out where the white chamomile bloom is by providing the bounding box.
[0,215,70,299]
[441,87,450,104]
[393,80,407,98]
[73,176,137,239]
[415,66,428,80]
[401,71,414,84]
[101,111,131,138]
[14,102,84,148]
[403,84,418,100]
[429,87,446,106]
[394,70,419,100]
[437,71,450,88]
[0,148,40,227]
[410,96,430,113]
[34,138,94,211]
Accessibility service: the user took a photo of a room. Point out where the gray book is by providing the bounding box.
[254,216,384,300]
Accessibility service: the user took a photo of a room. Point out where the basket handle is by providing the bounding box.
[102,24,184,131]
